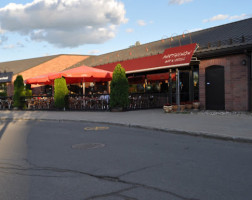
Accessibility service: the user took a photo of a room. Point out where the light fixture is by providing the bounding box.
[171,33,181,46]
[182,30,192,44]
[242,59,247,66]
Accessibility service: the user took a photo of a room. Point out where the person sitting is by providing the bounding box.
[100,90,110,109]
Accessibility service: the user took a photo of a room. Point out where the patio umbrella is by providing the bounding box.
[25,72,59,85]
[48,66,113,84]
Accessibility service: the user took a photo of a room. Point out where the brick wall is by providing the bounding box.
[199,54,249,111]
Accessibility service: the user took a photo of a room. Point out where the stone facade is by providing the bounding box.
[199,54,249,111]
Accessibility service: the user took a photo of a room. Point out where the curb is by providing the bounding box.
[1,117,252,144]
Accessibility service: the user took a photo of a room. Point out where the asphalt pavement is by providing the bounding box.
[0,109,252,143]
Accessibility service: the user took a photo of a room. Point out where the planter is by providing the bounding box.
[193,102,200,110]
[180,104,186,112]
[163,105,172,113]
[185,103,192,109]
[110,107,123,112]
[172,104,178,112]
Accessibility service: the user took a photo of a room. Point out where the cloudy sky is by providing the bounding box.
[0,0,251,62]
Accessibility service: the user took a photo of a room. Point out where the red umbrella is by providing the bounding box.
[25,72,59,85]
[48,66,113,84]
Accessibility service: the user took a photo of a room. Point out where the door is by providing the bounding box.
[205,65,225,110]
[180,71,190,102]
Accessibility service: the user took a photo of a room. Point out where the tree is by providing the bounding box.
[110,64,129,109]
[54,78,69,109]
[13,75,26,109]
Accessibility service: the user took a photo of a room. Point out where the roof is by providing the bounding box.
[0,55,60,75]
[12,55,90,81]
[76,17,252,68]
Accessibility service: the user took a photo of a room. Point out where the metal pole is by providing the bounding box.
[176,68,180,106]
[82,81,85,96]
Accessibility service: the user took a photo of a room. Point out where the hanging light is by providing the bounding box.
[182,30,192,44]
[170,33,181,46]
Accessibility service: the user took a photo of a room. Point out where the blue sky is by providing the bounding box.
[0,0,251,62]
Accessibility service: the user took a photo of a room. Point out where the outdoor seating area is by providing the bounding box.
[27,97,54,110]
[0,98,12,110]
[0,92,170,111]
[68,95,110,111]
[129,93,168,109]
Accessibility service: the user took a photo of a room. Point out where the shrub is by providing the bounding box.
[25,84,32,98]
[110,64,129,109]
[0,92,7,97]
[13,75,26,109]
[54,78,69,109]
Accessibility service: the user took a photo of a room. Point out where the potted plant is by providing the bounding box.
[180,102,186,112]
[110,64,129,111]
[185,101,193,109]
[163,103,172,113]
[172,102,178,112]
[193,100,200,110]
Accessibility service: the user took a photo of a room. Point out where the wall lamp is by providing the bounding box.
[182,30,192,44]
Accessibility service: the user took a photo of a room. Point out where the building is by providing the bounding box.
[1,18,252,111]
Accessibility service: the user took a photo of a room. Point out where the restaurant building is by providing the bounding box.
[0,18,252,111]
[79,17,252,111]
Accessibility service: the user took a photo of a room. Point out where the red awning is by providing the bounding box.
[147,73,170,81]
[48,65,113,84]
[128,75,145,84]
[95,43,197,73]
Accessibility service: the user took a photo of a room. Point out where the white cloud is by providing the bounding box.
[0,28,5,34]
[0,0,128,48]
[137,20,147,26]
[3,44,15,49]
[203,13,251,23]
[229,13,251,21]
[126,28,134,33]
[169,0,193,5]
[0,35,8,45]
[17,42,24,48]
[187,28,202,32]
[203,14,229,23]
[88,49,100,55]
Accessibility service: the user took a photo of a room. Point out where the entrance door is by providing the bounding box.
[205,65,225,110]
[180,71,190,102]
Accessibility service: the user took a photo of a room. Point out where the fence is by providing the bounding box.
[0,93,170,111]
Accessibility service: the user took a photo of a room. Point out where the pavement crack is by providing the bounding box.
[116,194,139,200]
[118,163,163,178]
[84,186,138,200]
[0,161,195,200]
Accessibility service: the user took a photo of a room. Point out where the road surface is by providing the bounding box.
[0,119,252,200]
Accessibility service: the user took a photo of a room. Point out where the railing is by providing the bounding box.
[197,35,252,51]
[128,92,169,110]
[0,92,171,111]
[0,97,12,110]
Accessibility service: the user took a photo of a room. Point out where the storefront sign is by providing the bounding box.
[0,72,13,83]
[95,43,197,74]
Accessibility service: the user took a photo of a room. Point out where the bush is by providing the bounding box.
[110,64,129,109]
[54,78,69,109]
[0,92,7,97]
[13,75,26,109]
